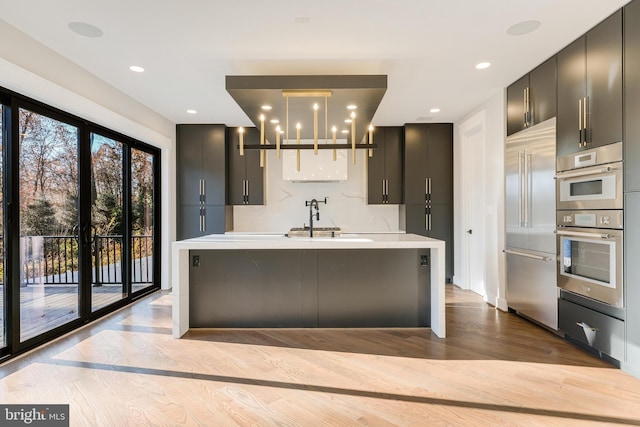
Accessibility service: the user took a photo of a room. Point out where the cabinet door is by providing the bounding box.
[506,74,529,136]
[384,127,404,204]
[201,125,227,206]
[367,127,386,204]
[177,125,204,205]
[405,203,452,281]
[586,9,622,150]
[178,205,203,240]
[557,36,586,157]
[428,202,453,281]
[625,0,640,192]
[244,128,264,205]
[202,205,228,235]
[426,124,453,205]
[625,192,640,371]
[227,127,248,205]
[530,56,557,127]
[404,124,428,205]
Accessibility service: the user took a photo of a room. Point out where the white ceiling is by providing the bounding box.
[0,0,630,127]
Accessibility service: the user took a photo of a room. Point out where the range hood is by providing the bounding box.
[225,75,387,144]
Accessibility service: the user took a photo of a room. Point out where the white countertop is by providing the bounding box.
[173,232,444,250]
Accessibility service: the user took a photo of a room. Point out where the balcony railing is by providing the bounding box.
[19,234,153,286]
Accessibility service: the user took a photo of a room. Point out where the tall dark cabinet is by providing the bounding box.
[227,127,264,205]
[624,0,640,376]
[176,124,232,240]
[404,123,453,281]
[367,126,403,204]
[557,9,622,157]
[506,56,557,136]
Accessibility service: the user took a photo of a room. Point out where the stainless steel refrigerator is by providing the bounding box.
[504,117,557,330]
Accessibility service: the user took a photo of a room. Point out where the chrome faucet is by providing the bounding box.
[305,197,327,237]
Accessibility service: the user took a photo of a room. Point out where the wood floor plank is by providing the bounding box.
[1,285,640,426]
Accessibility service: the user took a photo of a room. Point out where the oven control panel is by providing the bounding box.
[557,210,623,229]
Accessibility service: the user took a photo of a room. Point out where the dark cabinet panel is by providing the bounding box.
[506,75,529,136]
[506,57,556,137]
[176,124,230,240]
[227,127,264,205]
[557,10,622,157]
[529,56,557,127]
[404,123,453,281]
[625,192,640,372]
[367,126,403,204]
[625,0,640,192]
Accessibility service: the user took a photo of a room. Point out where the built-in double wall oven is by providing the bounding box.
[555,142,623,308]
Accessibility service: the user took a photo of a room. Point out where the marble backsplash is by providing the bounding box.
[232,149,401,233]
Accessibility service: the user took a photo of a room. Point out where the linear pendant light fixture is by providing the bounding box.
[225,75,387,171]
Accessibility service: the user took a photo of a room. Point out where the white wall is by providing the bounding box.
[0,21,176,290]
[454,90,507,310]
[232,149,401,233]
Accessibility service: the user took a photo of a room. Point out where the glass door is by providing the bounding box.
[90,133,126,311]
[0,104,5,350]
[130,148,155,293]
[18,108,80,342]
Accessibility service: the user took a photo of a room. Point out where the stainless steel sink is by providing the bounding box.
[287,227,341,238]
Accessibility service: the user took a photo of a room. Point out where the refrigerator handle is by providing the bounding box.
[524,152,530,228]
[518,152,523,227]
[503,249,552,262]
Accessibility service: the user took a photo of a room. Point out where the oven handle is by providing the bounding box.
[555,230,611,240]
[503,249,553,262]
[554,166,612,180]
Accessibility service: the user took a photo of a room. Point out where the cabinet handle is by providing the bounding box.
[523,88,527,127]
[199,206,204,232]
[202,206,206,231]
[578,98,583,148]
[246,179,250,204]
[583,96,589,146]
[576,322,597,332]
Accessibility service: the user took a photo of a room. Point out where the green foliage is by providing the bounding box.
[23,196,58,236]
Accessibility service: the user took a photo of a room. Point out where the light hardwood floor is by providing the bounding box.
[1,285,640,426]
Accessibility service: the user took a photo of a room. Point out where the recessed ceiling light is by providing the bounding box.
[186,109,197,114]
[430,108,441,113]
[347,105,357,110]
[68,21,104,38]
[129,65,145,73]
[341,130,349,134]
[507,20,541,36]
[344,119,352,124]
[475,62,491,70]
[261,105,272,110]
[270,119,279,124]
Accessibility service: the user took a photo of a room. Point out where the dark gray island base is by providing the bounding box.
[189,249,431,328]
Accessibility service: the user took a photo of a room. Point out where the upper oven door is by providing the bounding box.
[556,161,622,210]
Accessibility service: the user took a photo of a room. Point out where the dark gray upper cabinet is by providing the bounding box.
[557,9,622,157]
[177,124,227,206]
[625,0,640,192]
[227,127,264,205]
[404,123,453,280]
[176,124,230,239]
[404,123,453,205]
[367,126,403,204]
[506,56,557,136]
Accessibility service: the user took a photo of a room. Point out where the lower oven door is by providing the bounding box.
[556,227,623,307]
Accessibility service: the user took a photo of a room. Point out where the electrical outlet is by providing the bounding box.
[420,255,429,267]
[193,255,200,267]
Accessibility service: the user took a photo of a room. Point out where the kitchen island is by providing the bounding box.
[172,233,446,338]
